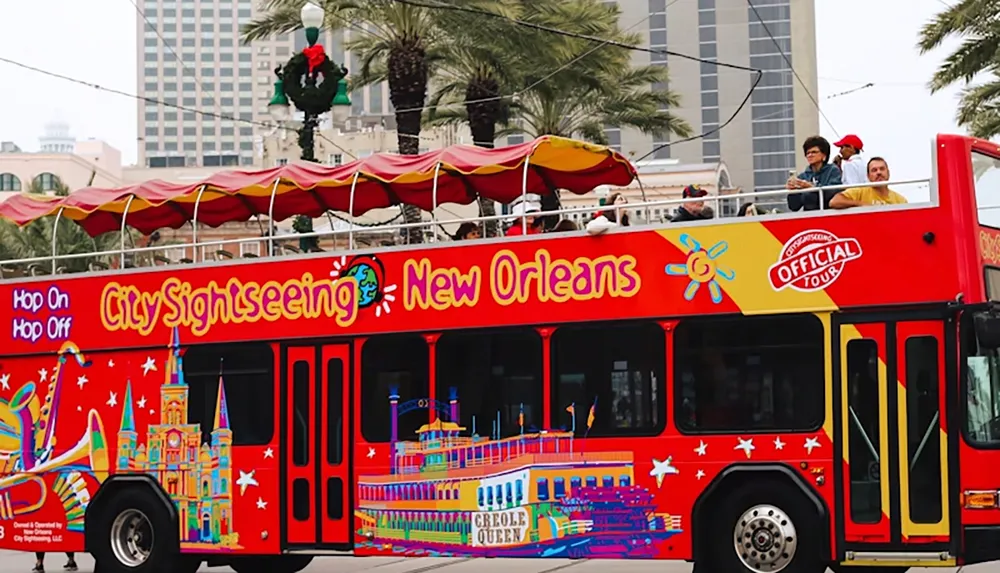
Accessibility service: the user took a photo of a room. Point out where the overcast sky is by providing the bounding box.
[0,0,969,189]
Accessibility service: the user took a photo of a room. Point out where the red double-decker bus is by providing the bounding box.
[1,134,1000,573]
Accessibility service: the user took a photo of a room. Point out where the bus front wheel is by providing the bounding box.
[90,487,176,573]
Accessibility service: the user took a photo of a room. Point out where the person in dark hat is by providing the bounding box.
[671,185,714,222]
[452,222,481,240]
[787,135,843,211]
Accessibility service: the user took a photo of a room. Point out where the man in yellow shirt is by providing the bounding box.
[829,157,908,209]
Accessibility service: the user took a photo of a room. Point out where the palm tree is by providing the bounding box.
[244,0,495,244]
[917,0,1000,137]
[0,178,121,275]
[426,0,685,232]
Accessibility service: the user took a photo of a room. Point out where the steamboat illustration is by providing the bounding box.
[355,389,682,558]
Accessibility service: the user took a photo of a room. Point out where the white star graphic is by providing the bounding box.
[694,440,707,456]
[804,437,821,455]
[76,406,82,412]
[38,367,47,381]
[137,396,147,409]
[256,497,267,510]
[141,356,157,376]
[773,436,785,450]
[149,409,155,415]
[76,375,88,389]
[735,437,755,459]
[0,373,9,391]
[695,469,706,480]
[649,456,679,487]
[236,470,259,495]
[107,359,115,368]
[107,391,118,407]
[367,447,376,459]
[263,447,274,459]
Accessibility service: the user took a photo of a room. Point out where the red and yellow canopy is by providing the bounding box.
[0,135,636,237]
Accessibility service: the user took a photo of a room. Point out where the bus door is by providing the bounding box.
[283,343,353,549]
[834,314,955,565]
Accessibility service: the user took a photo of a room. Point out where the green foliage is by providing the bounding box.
[918,0,1000,138]
[0,179,124,275]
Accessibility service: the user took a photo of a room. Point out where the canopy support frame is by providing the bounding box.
[265,177,281,257]
[120,194,136,270]
[50,207,65,274]
[638,177,650,223]
[191,185,207,262]
[430,162,442,242]
[347,172,360,250]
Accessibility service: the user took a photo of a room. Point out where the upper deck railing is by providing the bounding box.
[0,178,930,280]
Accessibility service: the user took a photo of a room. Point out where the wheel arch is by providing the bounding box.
[84,473,180,555]
[691,463,831,562]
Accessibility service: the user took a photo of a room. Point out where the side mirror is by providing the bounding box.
[974,311,1000,349]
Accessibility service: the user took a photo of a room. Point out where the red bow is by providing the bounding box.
[303,44,326,72]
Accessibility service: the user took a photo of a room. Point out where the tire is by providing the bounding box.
[89,486,176,573]
[697,482,825,573]
[230,555,312,573]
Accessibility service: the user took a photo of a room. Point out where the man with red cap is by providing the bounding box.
[834,134,867,187]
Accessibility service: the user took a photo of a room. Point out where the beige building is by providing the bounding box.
[560,159,740,224]
[603,0,818,210]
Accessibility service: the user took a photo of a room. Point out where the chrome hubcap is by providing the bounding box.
[733,504,797,573]
[110,509,154,567]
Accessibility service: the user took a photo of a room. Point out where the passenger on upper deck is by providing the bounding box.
[452,222,481,240]
[670,185,714,222]
[505,194,545,236]
[786,135,843,211]
[829,157,908,209]
[593,192,632,226]
[833,134,868,187]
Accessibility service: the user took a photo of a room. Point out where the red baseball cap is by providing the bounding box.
[683,185,708,198]
[834,134,863,150]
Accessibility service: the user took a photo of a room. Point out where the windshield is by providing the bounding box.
[973,150,1000,228]
[965,318,1000,445]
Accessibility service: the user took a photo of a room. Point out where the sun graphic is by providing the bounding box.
[330,255,398,318]
[664,233,735,304]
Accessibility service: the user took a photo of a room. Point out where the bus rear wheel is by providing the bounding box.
[698,483,824,573]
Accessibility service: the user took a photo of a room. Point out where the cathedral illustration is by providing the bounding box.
[116,328,235,547]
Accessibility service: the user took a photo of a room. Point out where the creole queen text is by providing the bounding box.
[100,272,359,337]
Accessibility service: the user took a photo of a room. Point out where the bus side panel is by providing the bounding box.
[0,339,281,556]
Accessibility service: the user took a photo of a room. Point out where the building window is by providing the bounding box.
[183,342,275,445]
[328,153,343,166]
[0,173,21,191]
[674,314,824,433]
[32,173,60,192]
[361,334,429,443]
[436,328,543,438]
[551,322,666,437]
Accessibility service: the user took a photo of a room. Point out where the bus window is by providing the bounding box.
[436,328,542,438]
[972,150,1000,227]
[549,321,666,437]
[904,336,943,524]
[964,318,1000,446]
[674,314,823,433]
[183,342,275,446]
[845,339,882,524]
[361,334,430,443]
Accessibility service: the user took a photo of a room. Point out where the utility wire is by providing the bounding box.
[746,0,838,137]
[128,0,357,160]
[0,55,359,160]
[392,0,764,159]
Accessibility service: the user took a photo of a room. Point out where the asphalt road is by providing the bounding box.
[3,552,999,573]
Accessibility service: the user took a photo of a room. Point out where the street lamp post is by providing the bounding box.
[269,1,351,250]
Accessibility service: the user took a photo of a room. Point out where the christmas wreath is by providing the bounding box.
[281,50,344,113]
